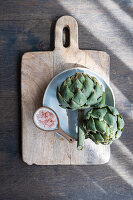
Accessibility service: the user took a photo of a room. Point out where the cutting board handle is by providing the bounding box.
[55,16,78,50]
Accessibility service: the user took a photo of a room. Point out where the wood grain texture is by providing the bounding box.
[0,0,133,199]
[22,16,110,165]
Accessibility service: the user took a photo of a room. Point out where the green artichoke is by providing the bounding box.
[82,105,124,145]
[57,73,103,110]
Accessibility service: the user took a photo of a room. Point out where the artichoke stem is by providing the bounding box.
[77,110,85,150]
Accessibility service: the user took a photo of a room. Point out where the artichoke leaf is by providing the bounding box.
[95,83,103,98]
[84,77,94,98]
[118,115,124,130]
[77,73,85,83]
[91,77,98,84]
[105,125,111,136]
[104,113,117,127]
[86,118,97,132]
[89,134,98,143]
[96,96,102,105]
[91,108,107,120]
[115,129,122,139]
[66,77,72,87]
[57,92,69,108]
[60,81,67,93]
[108,106,119,116]
[94,132,104,142]
[87,92,98,106]
[72,89,87,106]
[84,114,91,120]
[95,119,107,133]
[61,86,74,101]
[80,104,90,109]
[84,109,92,120]
[70,79,83,92]
[110,122,117,133]
[70,100,80,110]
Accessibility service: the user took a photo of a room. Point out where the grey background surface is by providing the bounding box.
[0,0,133,199]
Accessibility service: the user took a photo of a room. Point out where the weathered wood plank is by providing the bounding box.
[22,16,110,165]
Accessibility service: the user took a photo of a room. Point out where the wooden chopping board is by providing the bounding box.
[21,16,110,165]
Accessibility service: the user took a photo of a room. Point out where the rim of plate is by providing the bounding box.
[43,67,115,106]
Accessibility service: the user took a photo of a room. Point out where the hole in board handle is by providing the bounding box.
[63,26,70,48]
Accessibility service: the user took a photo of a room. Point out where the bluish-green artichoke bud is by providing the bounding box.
[82,105,124,144]
[57,73,104,110]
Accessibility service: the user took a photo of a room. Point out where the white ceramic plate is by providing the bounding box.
[43,68,115,139]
